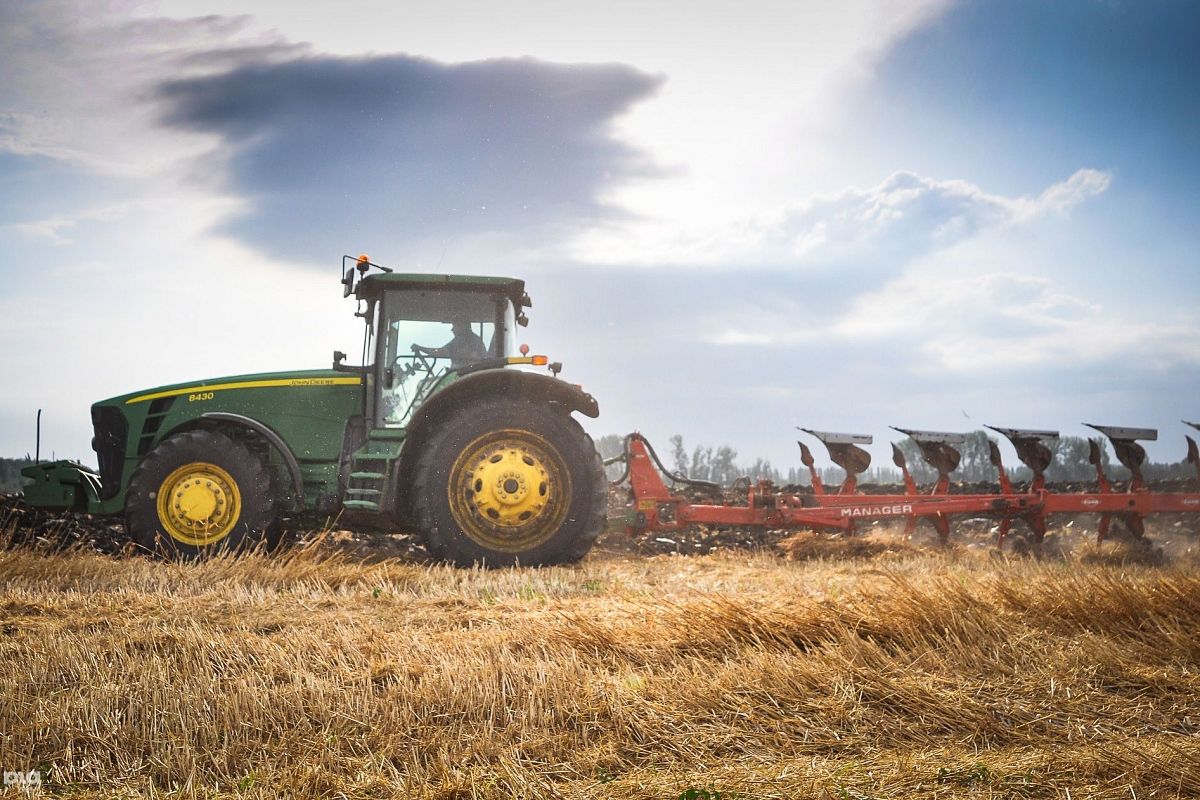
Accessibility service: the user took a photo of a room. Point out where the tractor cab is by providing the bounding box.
[340,256,533,427]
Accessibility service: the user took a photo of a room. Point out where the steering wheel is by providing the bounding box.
[385,350,430,389]
[398,345,436,374]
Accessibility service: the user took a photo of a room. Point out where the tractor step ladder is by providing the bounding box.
[343,500,382,510]
[343,435,405,513]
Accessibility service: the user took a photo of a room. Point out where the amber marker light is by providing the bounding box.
[504,355,550,366]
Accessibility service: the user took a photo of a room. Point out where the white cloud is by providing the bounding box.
[783,168,1112,259]
[699,226,1198,392]
[836,271,1098,339]
[4,202,141,245]
[1012,168,1112,219]
[574,168,1112,267]
[834,267,1200,372]
[708,330,775,346]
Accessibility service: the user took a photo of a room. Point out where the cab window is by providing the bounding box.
[375,289,510,427]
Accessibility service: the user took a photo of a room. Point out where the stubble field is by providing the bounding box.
[1,515,1199,799]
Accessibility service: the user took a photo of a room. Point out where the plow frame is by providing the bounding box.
[618,429,1200,545]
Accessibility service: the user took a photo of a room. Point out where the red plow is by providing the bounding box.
[613,422,1200,546]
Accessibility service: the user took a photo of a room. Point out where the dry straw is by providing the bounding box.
[1,527,1198,798]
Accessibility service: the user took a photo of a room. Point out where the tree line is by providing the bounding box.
[0,458,33,493]
[595,431,1195,487]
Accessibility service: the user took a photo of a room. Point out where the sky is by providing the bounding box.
[1,0,1197,473]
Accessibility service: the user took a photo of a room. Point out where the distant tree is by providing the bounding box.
[690,445,713,482]
[0,458,34,493]
[593,434,623,459]
[820,466,843,485]
[669,434,688,477]
[863,465,902,484]
[593,434,626,481]
[1046,436,1100,482]
[1143,459,1195,480]
[745,457,781,483]
[710,445,739,485]
[894,437,937,483]
[957,430,996,482]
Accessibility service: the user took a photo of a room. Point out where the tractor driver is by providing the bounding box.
[412,318,489,369]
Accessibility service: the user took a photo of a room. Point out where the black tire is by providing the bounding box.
[126,430,276,557]
[412,397,606,567]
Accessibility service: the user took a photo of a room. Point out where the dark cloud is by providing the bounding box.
[157,54,663,261]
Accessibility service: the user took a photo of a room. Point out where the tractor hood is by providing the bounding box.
[105,369,363,407]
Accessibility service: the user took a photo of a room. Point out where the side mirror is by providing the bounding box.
[341,267,355,297]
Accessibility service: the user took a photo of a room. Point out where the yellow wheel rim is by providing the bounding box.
[155,462,242,547]
[448,429,571,553]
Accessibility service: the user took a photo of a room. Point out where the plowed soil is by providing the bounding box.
[4,481,1200,562]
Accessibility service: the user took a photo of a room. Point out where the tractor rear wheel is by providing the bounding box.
[126,430,277,557]
[412,397,606,567]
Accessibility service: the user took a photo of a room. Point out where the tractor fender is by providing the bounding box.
[391,370,598,524]
[412,370,599,430]
[197,412,306,507]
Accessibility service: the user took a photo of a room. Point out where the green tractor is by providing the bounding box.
[21,255,607,566]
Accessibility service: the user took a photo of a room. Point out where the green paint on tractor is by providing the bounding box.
[21,256,607,566]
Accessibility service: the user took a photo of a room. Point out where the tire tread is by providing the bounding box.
[125,429,276,557]
[410,398,605,567]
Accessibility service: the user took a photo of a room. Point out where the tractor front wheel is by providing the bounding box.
[412,398,606,567]
[126,430,277,557]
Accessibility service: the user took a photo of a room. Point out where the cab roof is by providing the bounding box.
[357,272,528,307]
